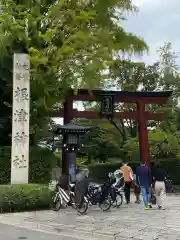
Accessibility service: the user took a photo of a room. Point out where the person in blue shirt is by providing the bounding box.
[136,163,152,210]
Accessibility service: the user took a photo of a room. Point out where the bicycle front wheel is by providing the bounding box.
[99,197,111,211]
[76,197,88,214]
[50,194,62,211]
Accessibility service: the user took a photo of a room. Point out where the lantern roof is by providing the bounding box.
[69,89,172,98]
[55,123,94,134]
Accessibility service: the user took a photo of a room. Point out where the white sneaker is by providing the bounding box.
[158,205,165,210]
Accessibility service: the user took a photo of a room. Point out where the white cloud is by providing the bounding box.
[123,0,180,63]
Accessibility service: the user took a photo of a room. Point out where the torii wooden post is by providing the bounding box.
[137,100,150,166]
[56,89,172,174]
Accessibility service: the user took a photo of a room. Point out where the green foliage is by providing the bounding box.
[0,184,52,213]
[74,119,124,161]
[122,127,180,161]
[55,149,91,167]
[88,158,180,184]
[0,56,12,146]
[149,128,180,159]
[36,0,147,90]
[76,156,89,166]
[87,127,122,161]
[123,138,140,161]
[29,147,58,184]
[89,162,121,182]
[54,151,62,167]
[111,60,161,92]
[81,42,180,164]
[0,147,58,184]
[0,147,11,184]
[0,0,148,146]
[156,158,180,184]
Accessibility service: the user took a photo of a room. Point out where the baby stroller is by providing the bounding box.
[113,169,124,188]
[110,170,124,207]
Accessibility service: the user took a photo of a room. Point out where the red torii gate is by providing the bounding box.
[54,89,172,174]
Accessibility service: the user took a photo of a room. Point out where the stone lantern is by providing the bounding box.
[55,123,93,182]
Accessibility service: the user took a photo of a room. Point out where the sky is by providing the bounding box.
[123,0,180,63]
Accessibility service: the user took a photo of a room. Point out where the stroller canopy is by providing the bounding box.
[113,169,124,189]
[114,169,123,178]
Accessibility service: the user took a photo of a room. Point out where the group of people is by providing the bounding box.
[57,162,167,210]
[120,162,166,210]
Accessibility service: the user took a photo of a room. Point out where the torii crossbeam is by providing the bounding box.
[52,89,172,174]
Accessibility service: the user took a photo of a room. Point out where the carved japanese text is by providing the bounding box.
[15,72,29,81]
[14,87,28,101]
[14,109,28,123]
[13,132,28,145]
[15,60,29,71]
[13,155,27,169]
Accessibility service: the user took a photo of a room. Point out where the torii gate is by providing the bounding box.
[52,89,172,174]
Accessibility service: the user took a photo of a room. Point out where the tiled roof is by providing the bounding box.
[55,123,94,134]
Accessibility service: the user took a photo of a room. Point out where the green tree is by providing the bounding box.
[93,42,180,160]
[0,0,147,146]
[74,118,124,162]
[105,60,162,141]
[152,42,180,134]
[107,42,180,140]
[80,60,163,144]
[121,42,180,160]
[123,127,180,161]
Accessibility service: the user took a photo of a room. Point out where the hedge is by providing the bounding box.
[88,158,180,184]
[0,147,59,184]
[0,184,52,213]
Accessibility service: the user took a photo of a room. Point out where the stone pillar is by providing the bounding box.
[68,152,76,183]
[11,53,30,183]
[62,96,73,175]
[137,100,150,167]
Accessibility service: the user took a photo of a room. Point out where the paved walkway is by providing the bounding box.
[0,194,180,240]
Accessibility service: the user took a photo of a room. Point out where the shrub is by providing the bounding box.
[89,163,121,182]
[0,147,59,184]
[88,162,139,182]
[0,184,52,213]
[88,158,180,184]
[154,158,180,184]
[29,147,58,184]
[0,147,11,184]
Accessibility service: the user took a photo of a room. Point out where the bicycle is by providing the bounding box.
[50,185,71,211]
[76,183,112,215]
[110,186,123,207]
[75,195,89,214]
[69,183,76,209]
